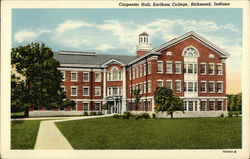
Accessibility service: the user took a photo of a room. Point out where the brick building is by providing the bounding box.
[30,31,230,117]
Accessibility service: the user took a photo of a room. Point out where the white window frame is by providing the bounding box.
[108,87,112,96]
[83,86,89,96]
[188,82,194,92]
[157,80,164,88]
[143,64,146,76]
[209,100,215,111]
[200,63,206,75]
[83,102,89,111]
[157,61,163,73]
[217,63,223,75]
[136,67,139,78]
[148,62,151,74]
[166,80,172,89]
[132,69,135,80]
[166,61,172,74]
[148,81,152,93]
[70,86,78,96]
[143,82,147,94]
[83,72,89,82]
[200,100,207,111]
[61,71,66,81]
[94,87,101,96]
[166,52,172,56]
[139,66,142,77]
[200,81,207,93]
[209,81,215,93]
[175,80,181,93]
[94,102,101,111]
[217,100,224,111]
[217,81,223,93]
[61,86,66,92]
[175,61,182,74]
[209,63,215,75]
[94,72,101,82]
[70,72,78,82]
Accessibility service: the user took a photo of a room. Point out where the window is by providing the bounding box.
[139,83,142,94]
[200,63,206,74]
[201,81,206,93]
[184,101,187,110]
[108,87,112,96]
[209,82,215,93]
[113,87,118,96]
[83,87,89,96]
[201,101,206,111]
[113,68,119,80]
[166,52,172,56]
[108,72,112,81]
[175,81,181,92]
[217,101,223,110]
[83,72,89,82]
[166,80,172,89]
[148,63,151,74]
[157,61,163,73]
[95,103,101,111]
[71,101,76,110]
[129,71,132,80]
[217,64,223,75]
[148,81,152,93]
[61,86,66,92]
[95,72,101,82]
[83,103,89,111]
[194,82,197,92]
[209,101,215,111]
[71,72,77,82]
[184,64,187,73]
[157,80,164,88]
[166,61,172,73]
[119,87,122,95]
[217,82,223,93]
[139,66,142,77]
[61,71,66,81]
[143,82,146,94]
[175,62,181,74]
[70,86,77,96]
[188,82,193,92]
[188,101,193,111]
[194,64,197,73]
[188,64,193,73]
[132,69,135,80]
[118,71,122,80]
[209,63,215,75]
[94,87,101,96]
[147,101,151,111]
[209,54,215,58]
[184,82,187,92]
[136,67,139,78]
[143,64,146,76]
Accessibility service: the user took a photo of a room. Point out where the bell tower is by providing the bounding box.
[136,32,151,56]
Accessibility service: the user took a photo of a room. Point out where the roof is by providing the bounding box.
[139,32,149,36]
[54,51,137,67]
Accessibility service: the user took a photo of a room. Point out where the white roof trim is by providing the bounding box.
[128,51,161,65]
[152,31,230,58]
[101,58,125,67]
[60,64,100,68]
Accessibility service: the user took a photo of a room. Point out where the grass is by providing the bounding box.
[56,117,241,149]
[11,120,41,149]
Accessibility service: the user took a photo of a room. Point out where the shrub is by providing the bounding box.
[135,114,140,120]
[113,114,121,119]
[228,112,233,117]
[142,113,150,119]
[90,112,97,116]
[123,111,131,119]
[83,112,88,116]
[152,113,156,119]
[234,111,239,117]
[220,113,224,118]
[97,112,102,115]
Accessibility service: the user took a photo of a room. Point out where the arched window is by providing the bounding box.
[112,67,118,81]
[182,46,199,57]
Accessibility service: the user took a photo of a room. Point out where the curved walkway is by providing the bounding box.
[34,115,113,150]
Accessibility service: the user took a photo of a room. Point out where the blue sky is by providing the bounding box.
[12,9,242,93]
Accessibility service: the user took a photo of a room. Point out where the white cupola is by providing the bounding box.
[136,32,151,56]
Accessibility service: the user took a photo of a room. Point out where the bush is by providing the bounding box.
[90,112,97,116]
[97,112,102,115]
[234,111,239,117]
[113,114,122,119]
[142,113,150,119]
[123,111,131,119]
[152,113,156,119]
[228,112,233,117]
[135,114,140,120]
[83,112,88,116]
[220,113,224,117]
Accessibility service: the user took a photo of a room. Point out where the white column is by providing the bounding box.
[152,98,155,112]
[103,69,106,99]
[122,67,127,113]
[197,99,200,111]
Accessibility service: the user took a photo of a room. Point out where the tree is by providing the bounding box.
[11,42,75,117]
[132,89,142,111]
[154,87,184,119]
[227,93,242,111]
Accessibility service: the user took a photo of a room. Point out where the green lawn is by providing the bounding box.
[11,120,41,149]
[11,111,25,118]
[56,117,241,149]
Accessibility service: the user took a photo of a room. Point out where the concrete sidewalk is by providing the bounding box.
[34,114,113,150]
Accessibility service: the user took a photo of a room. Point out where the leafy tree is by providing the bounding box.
[132,89,142,111]
[154,87,184,119]
[11,42,75,117]
[227,93,242,111]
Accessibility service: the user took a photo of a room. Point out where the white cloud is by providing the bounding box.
[95,44,114,51]
[14,29,51,43]
[55,20,92,33]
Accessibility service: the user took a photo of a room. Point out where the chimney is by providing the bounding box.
[136,32,151,56]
